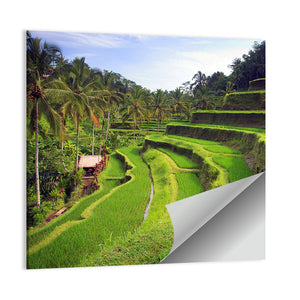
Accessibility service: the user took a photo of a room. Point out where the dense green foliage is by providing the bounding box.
[229,41,265,90]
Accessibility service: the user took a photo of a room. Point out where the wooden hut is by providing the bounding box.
[78,155,102,174]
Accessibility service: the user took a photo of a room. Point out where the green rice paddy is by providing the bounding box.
[212,155,253,182]
[157,148,199,169]
[176,173,203,200]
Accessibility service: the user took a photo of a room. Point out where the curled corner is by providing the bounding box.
[160,172,264,263]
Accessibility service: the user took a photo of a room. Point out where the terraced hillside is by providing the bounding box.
[143,134,253,191]
[110,118,189,142]
[191,110,265,128]
[166,122,265,173]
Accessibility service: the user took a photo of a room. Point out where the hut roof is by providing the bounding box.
[78,155,102,168]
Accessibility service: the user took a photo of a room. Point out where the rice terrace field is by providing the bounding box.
[26,31,265,268]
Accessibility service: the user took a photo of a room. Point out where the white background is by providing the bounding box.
[1,0,299,299]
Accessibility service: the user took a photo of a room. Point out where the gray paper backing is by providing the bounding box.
[161,172,265,263]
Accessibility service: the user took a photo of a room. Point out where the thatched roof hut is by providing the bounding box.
[78,155,102,168]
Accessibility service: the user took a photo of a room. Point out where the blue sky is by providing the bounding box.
[31,31,261,91]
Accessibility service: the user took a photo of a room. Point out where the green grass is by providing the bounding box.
[102,154,125,178]
[176,173,203,200]
[27,179,120,251]
[27,147,151,269]
[157,148,199,169]
[167,135,220,145]
[212,155,253,182]
[203,145,241,154]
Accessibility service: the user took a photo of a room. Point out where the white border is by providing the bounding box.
[2,1,300,299]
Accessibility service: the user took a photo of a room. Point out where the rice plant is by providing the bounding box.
[212,155,253,182]
[157,148,199,169]
[176,173,203,200]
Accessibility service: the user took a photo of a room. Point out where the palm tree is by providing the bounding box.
[88,93,106,155]
[168,88,187,120]
[144,109,152,136]
[26,32,63,208]
[152,89,169,133]
[121,87,147,146]
[104,90,123,139]
[190,71,207,96]
[225,81,236,94]
[46,58,102,169]
[94,70,123,140]
[194,87,215,110]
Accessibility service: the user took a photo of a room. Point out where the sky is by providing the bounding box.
[31,31,262,92]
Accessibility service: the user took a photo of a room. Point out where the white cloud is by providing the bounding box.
[32,31,128,48]
[123,46,253,91]
[177,46,253,75]
[66,32,128,48]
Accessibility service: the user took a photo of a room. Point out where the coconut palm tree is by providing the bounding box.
[46,58,102,169]
[194,87,215,110]
[94,70,123,140]
[26,31,63,208]
[87,91,106,155]
[104,90,123,139]
[121,87,147,146]
[225,81,236,94]
[151,89,169,133]
[168,88,188,120]
[190,71,207,95]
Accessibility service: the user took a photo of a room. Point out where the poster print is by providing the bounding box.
[26,31,265,268]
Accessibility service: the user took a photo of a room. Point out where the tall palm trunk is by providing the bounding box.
[60,114,64,152]
[76,120,79,169]
[35,98,41,209]
[138,119,141,144]
[92,122,95,155]
[105,108,111,139]
[60,118,68,171]
[99,120,105,156]
[147,119,149,135]
[157,118,160,133]
[133,123,136,146]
